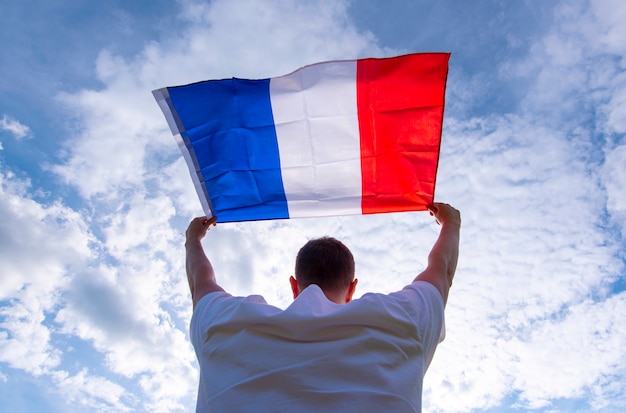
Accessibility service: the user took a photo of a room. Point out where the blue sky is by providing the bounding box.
[1,1,625,412]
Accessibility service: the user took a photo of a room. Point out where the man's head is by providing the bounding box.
[289,237,358,304]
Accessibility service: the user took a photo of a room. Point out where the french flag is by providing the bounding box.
[153,53,450,222]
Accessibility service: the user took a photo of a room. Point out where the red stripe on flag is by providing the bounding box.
[356,53,450,214]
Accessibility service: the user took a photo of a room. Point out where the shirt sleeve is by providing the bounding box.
[189,291,271,353]
[394,281,446,369]
[190,291,232,353]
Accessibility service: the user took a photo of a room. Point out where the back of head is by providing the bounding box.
[295,237,355,294]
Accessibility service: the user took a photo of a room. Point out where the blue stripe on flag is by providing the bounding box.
[167,78,289,222]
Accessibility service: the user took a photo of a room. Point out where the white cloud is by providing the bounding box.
[504,0,626,231]
[602,144,626,233]
[0,114,31,140]
[0,171,93,302]
[421,110,623,412]
[0,169,124,411]
[419,1,626,411]
[605,84,626,134]
[52,193,200,410]
[589,0,626,55]
[51,369,133,412]
[510,293,626,410]
[0,166,197,411]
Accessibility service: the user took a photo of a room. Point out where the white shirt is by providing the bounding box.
[190,281,445,413]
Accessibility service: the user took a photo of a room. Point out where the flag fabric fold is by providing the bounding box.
[153,53,450,223]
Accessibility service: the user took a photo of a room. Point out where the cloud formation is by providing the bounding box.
[0,115,30,140]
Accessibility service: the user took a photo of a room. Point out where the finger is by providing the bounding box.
[203,216,217,228]
[200,216,218,232]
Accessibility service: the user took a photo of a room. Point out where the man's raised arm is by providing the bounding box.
[414,203,461,305]
[185,216,224,308]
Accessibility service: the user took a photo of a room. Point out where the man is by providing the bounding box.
[186,203,461,412]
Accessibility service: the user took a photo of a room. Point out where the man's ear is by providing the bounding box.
[289,275,300,299]
[344,278,358,303]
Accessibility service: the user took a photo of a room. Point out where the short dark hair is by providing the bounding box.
[295,237,355,292]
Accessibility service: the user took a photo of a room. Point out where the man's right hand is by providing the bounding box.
[427,203,461,227]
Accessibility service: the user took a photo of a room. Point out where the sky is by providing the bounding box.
[0,0,625,412]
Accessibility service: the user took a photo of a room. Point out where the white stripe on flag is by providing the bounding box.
[270,61,363,218]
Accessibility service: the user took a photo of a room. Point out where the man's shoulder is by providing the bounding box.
[195,290,232,309]
[357,281,442,305]
[190,292,273,341]
[353,282,445,327]
[397,281,445,312]
[192,291,271,321]
[197,291,269,308]
[402,280,444,298]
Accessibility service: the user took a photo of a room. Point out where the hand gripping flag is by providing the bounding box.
[153,53,450,222]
